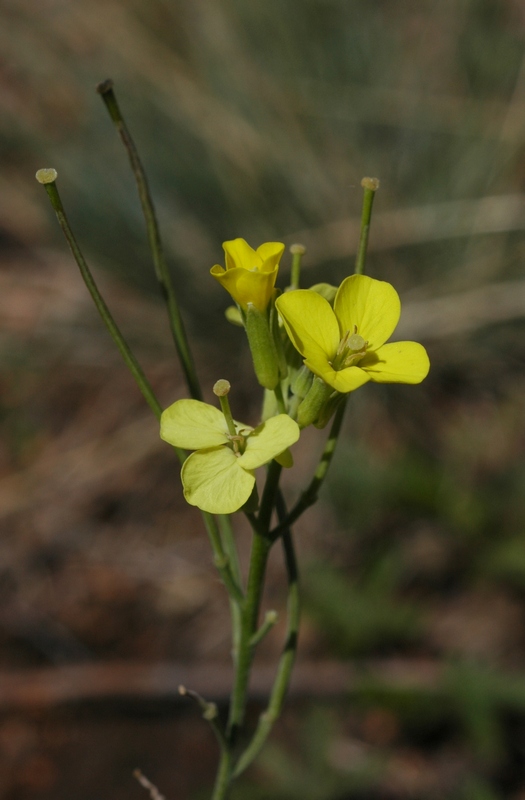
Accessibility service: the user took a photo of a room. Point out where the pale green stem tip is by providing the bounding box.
[36,168,58,184]
[361,176,380,191]
[213,379,231,397]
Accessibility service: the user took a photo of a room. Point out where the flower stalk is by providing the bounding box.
[96,79,202,401]
[35,170,164,424]
[355,176,380,276]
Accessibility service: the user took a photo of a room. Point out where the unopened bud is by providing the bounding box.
[291,364,314,399]
[245,304,280,390]
[297,376,333,428]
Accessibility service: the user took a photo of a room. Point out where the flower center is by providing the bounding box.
[331,326,368,370]
[227,430,248,456]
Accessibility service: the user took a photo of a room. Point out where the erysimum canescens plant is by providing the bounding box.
[160,399,300,514]
[37,99,428,800]
[210,238,285,312]
[276,274,430,393]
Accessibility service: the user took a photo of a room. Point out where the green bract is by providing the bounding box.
[160,399,300,514]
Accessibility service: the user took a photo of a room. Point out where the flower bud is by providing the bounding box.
[296,376,333,428]
[291,364,314,399]
[244,303,280,390]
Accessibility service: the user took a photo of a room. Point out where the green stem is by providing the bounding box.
[96,79,202,401]
[211,747,233,800]
[179,686,227,752]
[270,397,347,540]
[234,492,300,777]
[250,610,278,648]
[355,177,380,276]
[206,516,244,605]
[273,381,287,414]
[38,176,164,424]
[37,174,243,607]
[227,524,272,745]
[218,514,243,662]
[289,243,306,290]
[227,461,282,743]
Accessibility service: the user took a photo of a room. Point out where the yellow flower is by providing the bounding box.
[160,399,300,514]
[275,274,430,393]
[210,238,285,312]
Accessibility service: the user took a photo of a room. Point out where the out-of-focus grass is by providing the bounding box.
[3,0,525,304]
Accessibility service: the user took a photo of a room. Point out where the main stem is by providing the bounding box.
[211,462,282,800]
[233,491,300,778]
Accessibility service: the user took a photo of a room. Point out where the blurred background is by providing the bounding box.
[2,0,525,797]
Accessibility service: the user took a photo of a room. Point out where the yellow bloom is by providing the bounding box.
[160,399,300,514]
[275,274,430,393]
[210,238,285,312]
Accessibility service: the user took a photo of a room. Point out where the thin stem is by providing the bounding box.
[289,243,306,290]
[217,516,242,588]
[273,381,287,415]
[355,177,380,276]
[270,397,347,540]
[218,514,243,663]
[226,460,283,742]
[250,610,278,648]
[215,388,237,439]
[206,517,244,605]
[211,747,233,800]
[96,79,202,401]
[37,174,164,424]
[37,172,243,607]
[234,491,300,777]
[227,522,272,744]
[259,459,283,532]
[179,686,227,752]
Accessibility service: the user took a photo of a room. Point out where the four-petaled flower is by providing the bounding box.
[211,238,285,312]
[160,400,300,514]
[275,274,430,393]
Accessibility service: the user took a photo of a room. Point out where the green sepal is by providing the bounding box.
[297,376,333,428]
[261,387,279,422]
[308,282,337,305]
[269,291,288,379]
[291,364,314,399]
[245,303,280,390]
[313,391,343,429]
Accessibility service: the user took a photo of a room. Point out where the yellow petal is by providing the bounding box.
[239,414,300,469]
[276,290,340,362]
[274,448,293,468]
[160,399,229,450]
[305,359,371,393]
[334,275,401,350]
[223,238,259,271]
[181,447,255,514]
[361,341,430,384]
[211,265,278,311]
[255,242,286,272]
